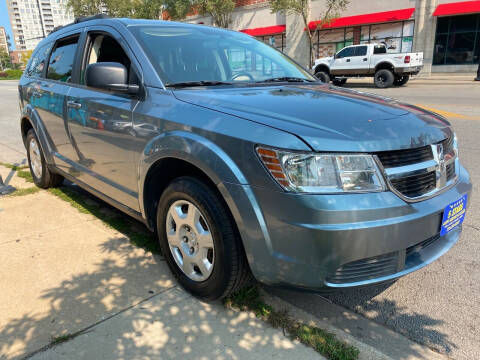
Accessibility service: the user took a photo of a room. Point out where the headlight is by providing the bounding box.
[257,147,386,193]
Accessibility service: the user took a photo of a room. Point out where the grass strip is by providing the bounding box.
[8,187,41,197]
[225,286,359,360]
[0,162,29,171]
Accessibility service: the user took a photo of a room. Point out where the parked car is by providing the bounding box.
[313,44,423,88]
[19,15,471,300]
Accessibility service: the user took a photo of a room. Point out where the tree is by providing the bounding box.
[21,50,34,67]
[162,0,235,28]
[270,0,349,68]
[0,49,12,71]
[66,0,105,17]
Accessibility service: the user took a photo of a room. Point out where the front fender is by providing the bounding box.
[137,131,276,280]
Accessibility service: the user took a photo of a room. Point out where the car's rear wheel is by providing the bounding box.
[332,78,347,86]
[156,176,251,300]
[393,75,410,86]
[315,71,330,83]
[26,129,63,189]
[374,69,394,88]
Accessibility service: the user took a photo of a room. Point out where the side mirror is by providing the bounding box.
[333,53,337,59]
[85,62,139,95]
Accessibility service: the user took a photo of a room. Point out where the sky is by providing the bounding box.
[1,0,15,50]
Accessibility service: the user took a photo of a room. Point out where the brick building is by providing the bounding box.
[185,0,480,74]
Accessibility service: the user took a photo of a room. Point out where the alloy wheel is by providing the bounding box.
[29,138,42,179]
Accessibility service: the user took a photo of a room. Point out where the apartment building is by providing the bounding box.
[186,0,480,74]
[6,0,75,50]
[0,26,9,54]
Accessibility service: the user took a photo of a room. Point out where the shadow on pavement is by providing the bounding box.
[0,182,314,359]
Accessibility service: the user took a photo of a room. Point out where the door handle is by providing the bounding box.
[67,101,82,109]
[363,58,368,61]
[346,59,351,62]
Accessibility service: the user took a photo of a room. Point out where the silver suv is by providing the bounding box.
[19,16,472,300]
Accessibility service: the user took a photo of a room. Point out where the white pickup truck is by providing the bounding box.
[312,43,423,88]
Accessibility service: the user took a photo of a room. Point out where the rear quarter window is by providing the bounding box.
[25,43,52,78]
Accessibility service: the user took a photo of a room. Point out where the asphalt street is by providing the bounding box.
[1,78,479,359]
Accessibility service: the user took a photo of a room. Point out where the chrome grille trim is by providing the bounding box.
[376,136,459,202]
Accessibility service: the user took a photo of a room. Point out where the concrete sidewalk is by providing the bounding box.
[0,170,320,360]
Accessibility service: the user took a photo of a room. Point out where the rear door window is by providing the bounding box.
[26,43,52,78]
[354,46,368,56]
[374,45,387,54]
[47,36,80,82]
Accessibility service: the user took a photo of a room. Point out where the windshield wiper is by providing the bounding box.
[256,77,316,83]
[165,81,233,88]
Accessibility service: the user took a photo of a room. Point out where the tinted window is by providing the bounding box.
[354,46,367,56]
[47,36,79,82]
[373,45,387,54]
[337,47,354,58]
[26,43,52,77]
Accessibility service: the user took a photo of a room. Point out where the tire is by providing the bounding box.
[332,78,347,86]
[374,69,394,88]
[393,75,410,86]
[26,129,64,189]
[314,71,330,83]
[156,176,251,300]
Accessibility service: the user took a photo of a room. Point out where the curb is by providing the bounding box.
[260,287,449,360]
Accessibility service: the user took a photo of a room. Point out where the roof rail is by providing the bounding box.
[50,14,110,34]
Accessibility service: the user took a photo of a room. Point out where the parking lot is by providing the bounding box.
[1,77,479,359]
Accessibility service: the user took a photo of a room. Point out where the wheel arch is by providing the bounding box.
[375,61,395,73]
[314,64,330,75]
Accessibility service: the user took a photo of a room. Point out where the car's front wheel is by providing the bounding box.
[26,129,64,189]
[314,71,330,83]
[156,176,251,300]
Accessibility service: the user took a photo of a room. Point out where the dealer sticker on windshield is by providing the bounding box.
[440,194,467,236]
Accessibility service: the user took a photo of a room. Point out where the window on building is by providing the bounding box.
[254,33,286,53]
[47,35,79,82]
[313,20,415,58]
[433,14,480,65]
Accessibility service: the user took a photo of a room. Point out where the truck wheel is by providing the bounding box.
[315,71,330,83]
[394,75,410,86]
[156,176,252,301]
[332,78,347,86]
[26,129,64,189]
[374,69,394,88]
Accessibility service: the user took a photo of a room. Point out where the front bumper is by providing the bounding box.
[223,164,471,290]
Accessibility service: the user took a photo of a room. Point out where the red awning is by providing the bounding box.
[433,1,480,16]
[240,25,286,36]
[308,8,415,31]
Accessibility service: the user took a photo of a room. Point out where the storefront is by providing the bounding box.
[432,2,480,66]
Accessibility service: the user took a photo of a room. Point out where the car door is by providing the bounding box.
[36,32,82,167]
[330,46,354,75]
[64,26,141,211]
[348,45,369,75]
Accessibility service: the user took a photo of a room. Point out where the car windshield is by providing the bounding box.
[129,24,316,86]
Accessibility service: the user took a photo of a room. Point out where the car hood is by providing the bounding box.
[315,56,333,64]
[172,83,451,152]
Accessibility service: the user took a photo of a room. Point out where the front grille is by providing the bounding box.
[326,252,398,284]
[376,146,433,168]
[390,171,436,198]
[327,234,441,285]
[406,234,440,257]
[377,136,456,199]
